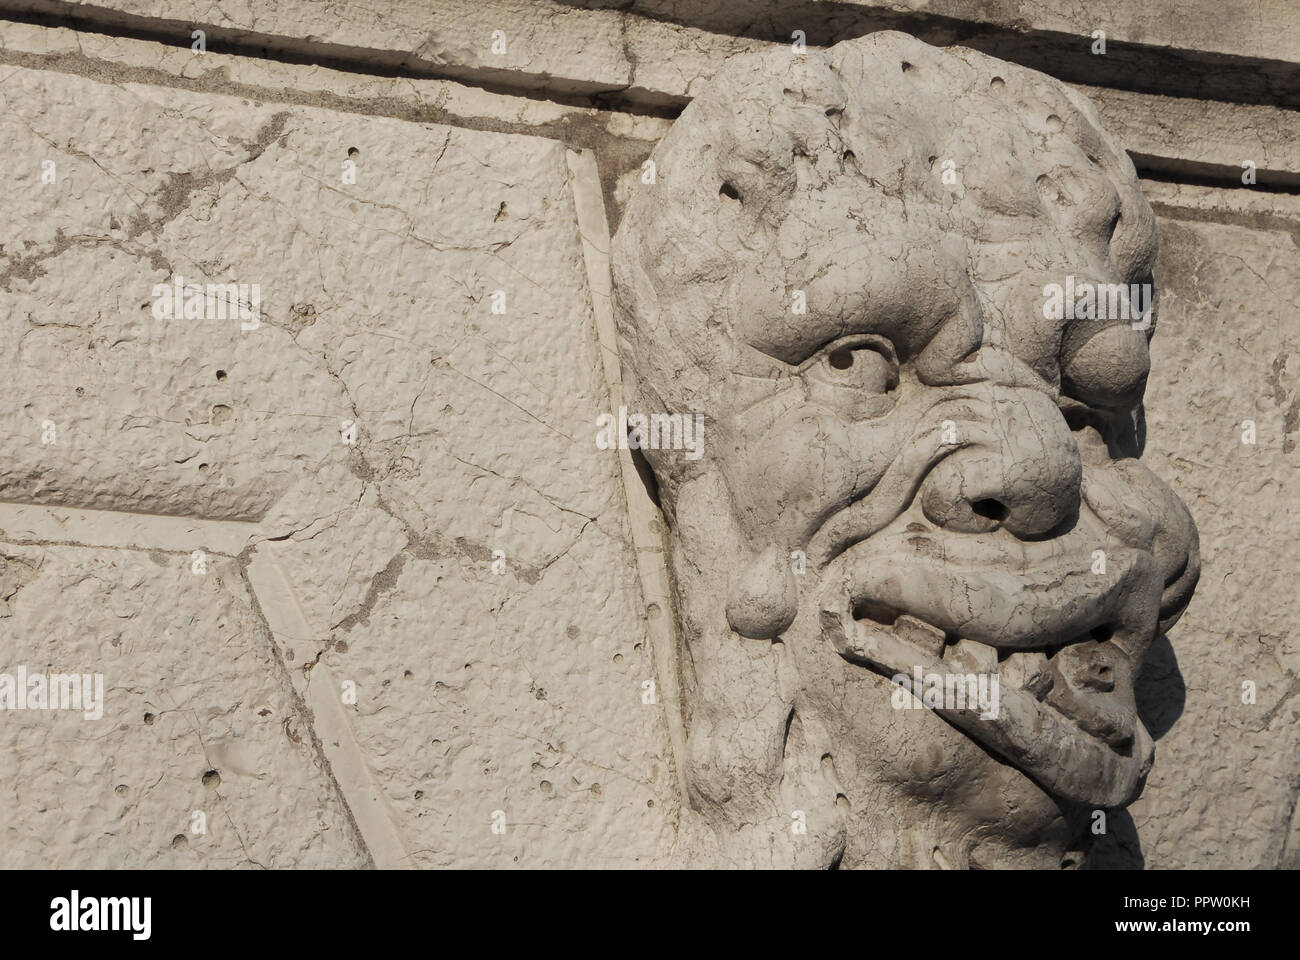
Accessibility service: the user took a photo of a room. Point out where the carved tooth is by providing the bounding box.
[1063,643,1118,692]
[999,650,1054,700]
[944,638,998,674]
[892,614,947,660]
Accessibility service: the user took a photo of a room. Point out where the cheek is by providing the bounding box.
[1001,290,1067,385]
[732,410,858,535]
[1062,324,1150,411]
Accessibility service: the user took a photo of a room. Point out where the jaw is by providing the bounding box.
[820,605,1154,809]
[813,515,1163,810]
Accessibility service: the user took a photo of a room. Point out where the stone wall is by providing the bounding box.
[0,1,1295,869]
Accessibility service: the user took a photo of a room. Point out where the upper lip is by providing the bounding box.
[819,515,1156,652]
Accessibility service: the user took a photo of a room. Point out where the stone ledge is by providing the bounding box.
[3,3,1297,192]
[5,0,1300,110]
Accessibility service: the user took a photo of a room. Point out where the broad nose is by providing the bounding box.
[919,387,1081,538]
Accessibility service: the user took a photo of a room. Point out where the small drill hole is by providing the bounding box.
[347,147,359,158]
[719,182,740,201]
[215,369,227,381]
[901,61,914,73]
[829,348,854,370]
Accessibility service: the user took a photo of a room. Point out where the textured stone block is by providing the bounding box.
[0,64,678,867]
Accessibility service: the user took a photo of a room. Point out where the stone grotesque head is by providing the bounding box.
[612,32,1200,868]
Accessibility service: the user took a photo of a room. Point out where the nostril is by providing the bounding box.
[1084,661,1115,691]
[971,499,1008,522]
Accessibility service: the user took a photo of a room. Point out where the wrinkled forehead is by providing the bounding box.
[613,31,1158,398]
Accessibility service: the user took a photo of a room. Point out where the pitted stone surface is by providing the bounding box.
[1092,214,1300,869]
[613,31,1202,868]
[0,543,367,868]
[0,65,677,867]
[0,11,1296,872]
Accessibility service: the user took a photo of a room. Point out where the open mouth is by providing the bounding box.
[816,515,1162,809]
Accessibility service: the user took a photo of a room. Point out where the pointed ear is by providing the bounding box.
[611,228,667,378]
[665,466,738,559]
[658,467,742,639]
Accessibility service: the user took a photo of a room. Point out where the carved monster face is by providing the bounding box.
[612,32,1199,868]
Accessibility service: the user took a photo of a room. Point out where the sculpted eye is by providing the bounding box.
[825,345,894,391]
[814,338,898,392]
[803,336,898,418]
[828,348,856,370]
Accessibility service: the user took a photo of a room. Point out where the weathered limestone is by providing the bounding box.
[1090,193,1300,868]
[0,540,369,867]
[0,3,1296,871]
[0,17,672,216]
[0,64,678,867]
[6,0,1297,185]
[612,31,1202,868]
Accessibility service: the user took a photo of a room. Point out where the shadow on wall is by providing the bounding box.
[1136,631,1188,741]
[1087,809,1146,869]
[1086,632,1185,869]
